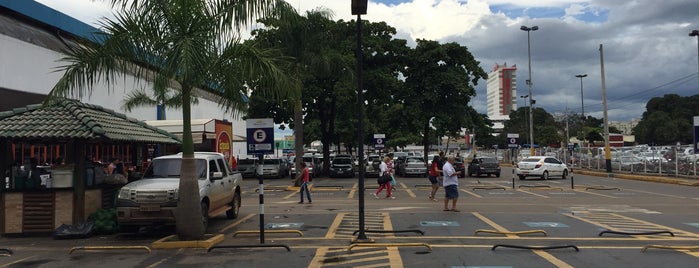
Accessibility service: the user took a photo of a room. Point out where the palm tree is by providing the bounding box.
[48,0,295,240]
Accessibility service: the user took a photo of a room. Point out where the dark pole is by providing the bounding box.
[521,25,538,156]
[690,30,699,75]
[352,0,369,242]
[575,74,587,147]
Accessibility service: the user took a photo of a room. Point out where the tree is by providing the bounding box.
[48,0,295,240]
[402,39,487,161]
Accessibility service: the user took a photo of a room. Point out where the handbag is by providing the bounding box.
[377,172,391,185]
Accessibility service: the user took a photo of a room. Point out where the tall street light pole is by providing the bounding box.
[351,0,370,243]
[521,25,538,156]
[575,74,587,148]
[691,30,699,75]
[520,95,530,150]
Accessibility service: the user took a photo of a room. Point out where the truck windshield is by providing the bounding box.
[143,159,207,179]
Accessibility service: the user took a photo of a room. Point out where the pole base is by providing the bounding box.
[351,237,375,244]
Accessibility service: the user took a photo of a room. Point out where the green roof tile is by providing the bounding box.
[0,99,181,144]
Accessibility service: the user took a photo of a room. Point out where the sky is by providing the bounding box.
[34,0,699,124]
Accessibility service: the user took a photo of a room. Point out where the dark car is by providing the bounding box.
[329,155,355,178]
[467,157,501,177]
[454,157,466,178]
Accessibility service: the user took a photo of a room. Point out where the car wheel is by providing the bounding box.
[518,175,525,180]
[562,169,568,180]
[201,202,209,230]
[495,172,500,178]
[542,171,549,180]
[226,191,241,219]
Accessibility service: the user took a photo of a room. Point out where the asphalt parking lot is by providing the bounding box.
[2,167,699,267]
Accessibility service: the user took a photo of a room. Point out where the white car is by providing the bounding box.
[515,156,569,180]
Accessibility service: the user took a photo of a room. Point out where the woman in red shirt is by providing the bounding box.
[428,155,442,201]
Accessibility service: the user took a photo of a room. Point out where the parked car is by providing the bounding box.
[400,156,427,177]
[611,156,644,171]
[454,157,466,178]
[329,155,355,178]
[116,152,241,232]
[467,157,501,177]
[291,155,322,178]
[256,158,288,179]
[237,158,258,178]
[515,156,569,180]
[365,154,382,178]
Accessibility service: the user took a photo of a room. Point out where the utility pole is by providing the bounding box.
[599,44,611,172]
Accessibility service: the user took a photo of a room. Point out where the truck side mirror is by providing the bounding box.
[210,171,223,181]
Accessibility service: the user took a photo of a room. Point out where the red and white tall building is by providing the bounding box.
[486,63,518,133]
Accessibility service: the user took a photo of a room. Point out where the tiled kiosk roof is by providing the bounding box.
[0,99,181,144]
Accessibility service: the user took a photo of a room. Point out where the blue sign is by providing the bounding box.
[507,133,519,148]
[374,134,386,150]
[246,118,274,155]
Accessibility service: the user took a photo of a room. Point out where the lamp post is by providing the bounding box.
[691,30,699,75]
[521,25,538,156]
[575,74,587,147]
[351,0,370,243]
[520,95,530,150]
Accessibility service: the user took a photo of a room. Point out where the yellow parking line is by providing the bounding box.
[399,182,416,198]
[325,213,346,239]
[472,212,516,238]
[516,189,550,198]
[348,182,358,198]
[0,256,34,267]
[219,213,256,233]
[533,250,574,268]
[461,188,482,198]
[573,189,619,198]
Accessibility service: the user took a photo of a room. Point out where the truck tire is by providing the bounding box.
[226,191,241,219]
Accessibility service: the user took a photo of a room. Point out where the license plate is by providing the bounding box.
[140,204,161,212]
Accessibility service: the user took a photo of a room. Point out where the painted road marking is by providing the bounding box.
[523,222,570,228]
[421,221,460,227]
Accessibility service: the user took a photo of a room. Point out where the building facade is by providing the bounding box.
[486,63,517,132]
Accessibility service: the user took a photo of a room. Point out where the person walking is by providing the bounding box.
[442,155,461,212]
[373,156,394,199]
[427,155,442,201]
[387,153,397,197]
[298,162,312,204]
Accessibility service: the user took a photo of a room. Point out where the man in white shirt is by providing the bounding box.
[442,155,461,212]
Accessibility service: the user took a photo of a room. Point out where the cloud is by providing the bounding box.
[36,0,699,122]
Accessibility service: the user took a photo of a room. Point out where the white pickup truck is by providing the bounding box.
[115,152,242,231]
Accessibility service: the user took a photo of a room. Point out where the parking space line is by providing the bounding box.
[532,250,574,268]
[566,212,699,239]
[460,188,483,198]
[398,182,416,198]
[0,256,34,267]
[347,182,358,199]
[218,213,256,233]
[623,188,688,199]
[325,213,346,239]
[516,189,550,198]
[573,189,619,198]
[472,212,516,238]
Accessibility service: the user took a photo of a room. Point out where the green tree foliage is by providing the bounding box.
[633,94,699,145]
[401,39,487,160]
[48,0,294,240]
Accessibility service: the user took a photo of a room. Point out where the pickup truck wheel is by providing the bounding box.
[226,192,241,219]
[201,202,209,230]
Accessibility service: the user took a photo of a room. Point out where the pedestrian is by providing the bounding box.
[373,156,394,199]
[298,162,312,204]
[442,155,462,212]
[428,155,442,201]
[387,153,397,197]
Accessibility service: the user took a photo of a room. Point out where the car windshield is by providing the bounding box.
[263,159,280,165]
[480,158,497,163]
[334,158,352,165]
[239,159,256,165]
[406,158,422,163]
[143,159,207,179]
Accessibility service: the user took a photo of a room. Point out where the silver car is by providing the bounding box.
[401,156,427,177]
[515,156,568,180]
[256,158,287,179]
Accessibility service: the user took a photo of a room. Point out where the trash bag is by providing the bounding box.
[53,221,94,239]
